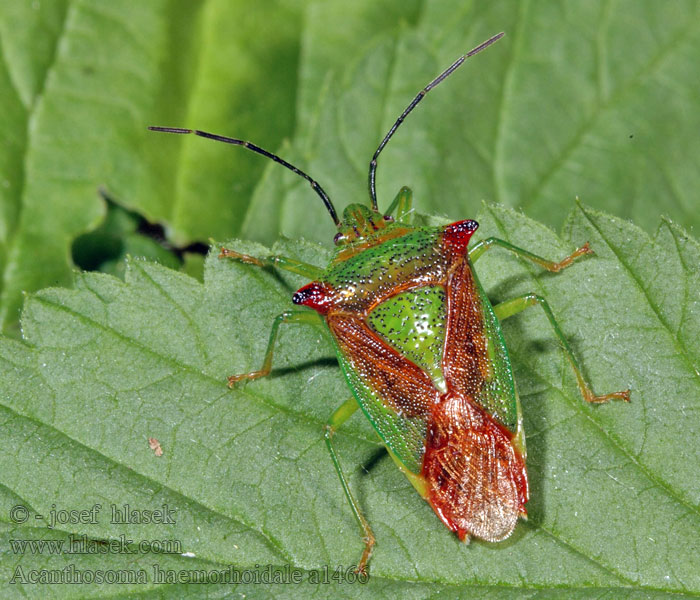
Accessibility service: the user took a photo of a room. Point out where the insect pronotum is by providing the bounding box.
[151,31,630,573]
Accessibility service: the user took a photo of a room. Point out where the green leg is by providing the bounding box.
[219,247,323,279]
[383,186,413,222]
[493,295,630,404]
[227,310,318,386]
[325,397,375,574]
[469,237,592,271]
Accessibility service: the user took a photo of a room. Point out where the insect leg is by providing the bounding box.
[383,186,413,222]
[325,397,375,574]
[469,237,592,272]
[493,294,630,404]
[219,247,323,279]
[227,310,319,386]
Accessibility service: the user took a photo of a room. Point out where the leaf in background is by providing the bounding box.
[71,198,183,278]
[243,0,700,246]
[0,0,303,331]
[1,204,698,597]
[159,0,303,246]
[1,0,698,335]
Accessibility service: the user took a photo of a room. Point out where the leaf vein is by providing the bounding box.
[522,17,700,211]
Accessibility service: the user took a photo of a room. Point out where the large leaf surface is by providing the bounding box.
[1,204,698,597]
[243,0,700,245]
[1,1,699,331]
[0,0,302,330]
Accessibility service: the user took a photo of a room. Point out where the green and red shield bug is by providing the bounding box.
[150,31,630,573]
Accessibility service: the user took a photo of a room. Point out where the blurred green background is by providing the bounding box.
[0,0,698,333]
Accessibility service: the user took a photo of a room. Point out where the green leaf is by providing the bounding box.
[71,200,182,277]
[2,0,698,334]
[1,203,698,597]
[243,0,700,245]
[0,0,303,330]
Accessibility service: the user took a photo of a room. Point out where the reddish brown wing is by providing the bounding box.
[328,314,438,417]
[327,313,439,473]
[422,393,527,541]
[442,256,491,396]
[421,246,528,541]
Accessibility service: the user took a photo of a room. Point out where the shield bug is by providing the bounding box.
[150,31,630,573]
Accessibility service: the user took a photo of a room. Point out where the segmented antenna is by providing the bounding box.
[148,127,340,227]
[368,32,505,212]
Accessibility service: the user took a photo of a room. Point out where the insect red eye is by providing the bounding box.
[443,219,479,253]
[293,282,333,314]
